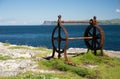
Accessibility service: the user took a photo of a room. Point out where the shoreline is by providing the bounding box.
[1,42,120,52]
[0,42,120,58]
[67,47,120,58]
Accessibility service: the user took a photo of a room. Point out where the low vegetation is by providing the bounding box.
[0,43,120,79]
[0,54,12,60]
[0,71,82,79]
[32,47,48,51]
[3,43,11,46]
[38,52,120,79]
[9,45,30,49]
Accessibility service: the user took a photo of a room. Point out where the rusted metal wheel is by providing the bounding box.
[84,25,104,50]
[52,25,68,53]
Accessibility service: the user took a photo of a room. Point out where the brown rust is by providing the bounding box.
[51,15,105,64]
[68,37,93,40]
[54,16,99,24]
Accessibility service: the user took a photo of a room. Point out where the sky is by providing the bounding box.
[0,0,120,25]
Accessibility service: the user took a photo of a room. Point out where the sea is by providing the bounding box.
[0,25,120,51]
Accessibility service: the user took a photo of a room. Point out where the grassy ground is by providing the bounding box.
[38,52,120,79]
[0,54,12,60]
[1,53,120,79]
[0,43,120,79]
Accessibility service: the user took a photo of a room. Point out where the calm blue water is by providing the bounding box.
[0,25,120,51]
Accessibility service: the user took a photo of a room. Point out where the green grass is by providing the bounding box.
[32,47,48,51]
[9,45,30,49]
[3,43,11,46]
[32,47,52,58]
[37,52,120,79]
[3,42,30,49]
[0,71,82,79]
[0,47,120,79]
[39,58,94,78]
[0,54,12,60]
[96,57,120,79]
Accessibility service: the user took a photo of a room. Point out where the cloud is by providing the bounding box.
[116,9,120,13]
[0,17,24,25]
[8,21,17,25]
[0,18,17,25]
[0,17,41,25]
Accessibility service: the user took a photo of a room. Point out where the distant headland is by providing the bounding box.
[43,19,120,25]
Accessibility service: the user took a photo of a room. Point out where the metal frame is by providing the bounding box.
[51,15,105,65]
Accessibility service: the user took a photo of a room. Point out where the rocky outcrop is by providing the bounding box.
[0,59,37,77]
[0,43,52,77]
[0,42,120,77]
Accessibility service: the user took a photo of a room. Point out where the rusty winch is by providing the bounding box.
[50,15,105,65]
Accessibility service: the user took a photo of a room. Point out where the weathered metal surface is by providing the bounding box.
[84,25,104,50]
[51,15,105,65]
[68,37,93,40]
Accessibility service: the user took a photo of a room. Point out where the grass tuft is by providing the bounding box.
[39,59,92,77]
[32,47,47,51]
[0,71,82,79]
[38,52,120,79]
[0,54,12,60]
[9,45,30,49]
[3,43,11,46]
[0,46,120,79]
